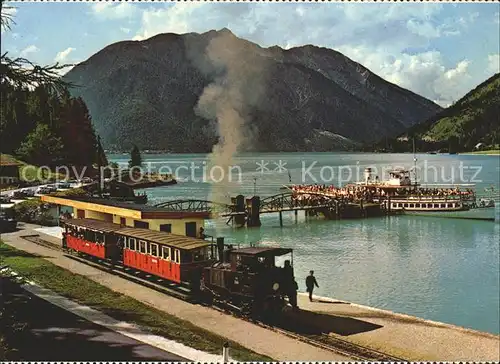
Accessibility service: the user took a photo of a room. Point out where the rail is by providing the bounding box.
[18,234,405,361]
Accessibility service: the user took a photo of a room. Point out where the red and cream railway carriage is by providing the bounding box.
[62,218,215,285]
[61,218,299,315]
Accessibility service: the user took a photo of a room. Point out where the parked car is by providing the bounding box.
[12,191,28,199]
[44,185,58,192]
[36,187,52,195]
[21,188,35,197]
[56,182,71,189]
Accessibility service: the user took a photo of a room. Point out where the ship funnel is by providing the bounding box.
[364,168,372,184]
[216,237,225,262]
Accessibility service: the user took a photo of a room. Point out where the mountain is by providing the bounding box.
[388,73,500,153]
[63,29,441,152]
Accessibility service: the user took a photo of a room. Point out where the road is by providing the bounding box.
[3,282,188,361]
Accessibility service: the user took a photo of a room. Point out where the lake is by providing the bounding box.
[109,152,500,334]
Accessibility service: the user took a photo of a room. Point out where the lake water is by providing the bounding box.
[109,152,500,334]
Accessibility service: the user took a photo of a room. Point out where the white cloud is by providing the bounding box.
[19,45,39,57]
[336,46,473,107]
[91,2,135,20]
[120,27,131,34]
[54,47,75,63]
[133,3,205,40]
[487,54,499,75]
[127,4,495,106]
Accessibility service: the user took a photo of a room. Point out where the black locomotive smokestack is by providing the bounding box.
[216,237,225,262]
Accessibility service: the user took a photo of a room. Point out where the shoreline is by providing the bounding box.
[298,292,499,339]
[2,227,498,361]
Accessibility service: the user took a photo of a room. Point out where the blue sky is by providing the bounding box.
[1,2,499,106]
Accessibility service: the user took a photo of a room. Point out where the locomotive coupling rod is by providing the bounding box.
[222,341,230,362]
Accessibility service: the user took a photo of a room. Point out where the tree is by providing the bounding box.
[1,2,74,96]
[128,144,142,169]
[16,123,63,167]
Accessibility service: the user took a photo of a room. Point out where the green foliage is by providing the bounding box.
[16,124,63,167]
[1,83,107,168]
[51,187,87,197]
[11,199,56,226]
[379,73,500,152]
[128,144,142,169]
[12,199,42,222]
[0,5,105,169]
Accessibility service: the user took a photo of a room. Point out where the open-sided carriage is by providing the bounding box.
[61,218,298,315]
[62,218,216,285]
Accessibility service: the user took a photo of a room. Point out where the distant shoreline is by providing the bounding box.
[460,150,500,156]
[105,150,500,156]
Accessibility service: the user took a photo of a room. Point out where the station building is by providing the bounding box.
[40,195,208,238]
[0,154,22,185]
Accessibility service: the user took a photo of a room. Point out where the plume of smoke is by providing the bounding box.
[193,30,268,228]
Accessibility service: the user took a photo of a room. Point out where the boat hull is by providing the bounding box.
[402,206,496,221]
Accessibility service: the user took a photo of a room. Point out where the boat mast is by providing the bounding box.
[413,138,418,188]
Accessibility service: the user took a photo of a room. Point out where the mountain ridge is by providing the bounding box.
[377,72,500,153]
[64,28,442,152]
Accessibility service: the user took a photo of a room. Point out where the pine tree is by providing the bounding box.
[128,144,142,169]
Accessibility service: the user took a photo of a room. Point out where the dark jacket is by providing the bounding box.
[306,275,318,289]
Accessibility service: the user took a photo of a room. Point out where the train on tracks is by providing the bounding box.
[61,218,298,316]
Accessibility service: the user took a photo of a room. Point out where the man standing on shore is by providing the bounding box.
[305,271,319,302]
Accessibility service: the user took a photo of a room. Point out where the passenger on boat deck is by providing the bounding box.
[289,184,474,205]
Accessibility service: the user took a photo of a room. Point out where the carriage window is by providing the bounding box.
[193,247,208,262]
[128,238,136,250]
[392,203,397,208]
[150,243,158,257]
[409,204,414,208]
[416,204,420,208]
[434,204,439,208]
[95,232,104,244]
[85,230,95,242]
[162,246,171,260]
[174,249,181,264]
[447,203,452,208]
[139,241,147,254]
[440,204,446,208]
[398,203,402,207]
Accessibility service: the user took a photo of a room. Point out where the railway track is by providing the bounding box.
[19,234,405,361]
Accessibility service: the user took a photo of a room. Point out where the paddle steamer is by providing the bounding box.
[357,167,497,221]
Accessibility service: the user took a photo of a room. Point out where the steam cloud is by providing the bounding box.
[193,30,268,222]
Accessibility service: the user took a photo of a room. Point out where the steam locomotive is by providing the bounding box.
[61,218,298,316]
[201,238,298,315]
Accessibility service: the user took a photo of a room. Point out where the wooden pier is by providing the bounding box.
[154,192,392,227]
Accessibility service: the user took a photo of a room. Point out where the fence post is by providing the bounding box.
[222,341,229,362]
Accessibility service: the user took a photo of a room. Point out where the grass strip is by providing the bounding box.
[0,241,272,361]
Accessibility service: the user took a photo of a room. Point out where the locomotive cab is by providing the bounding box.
[202,244,297,316]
